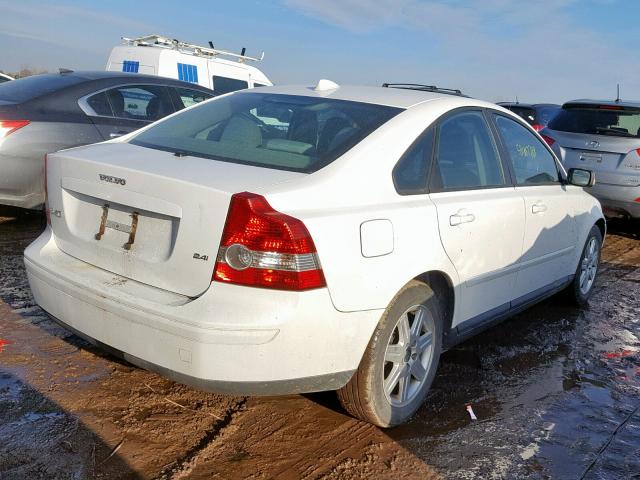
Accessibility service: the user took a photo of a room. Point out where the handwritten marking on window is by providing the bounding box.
[516,144,537,158]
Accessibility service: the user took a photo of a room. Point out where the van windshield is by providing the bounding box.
[130,92,402,173]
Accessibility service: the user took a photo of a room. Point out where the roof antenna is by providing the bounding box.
[515,95,519,104]
[615,83,621,103]
[208,41,214,49]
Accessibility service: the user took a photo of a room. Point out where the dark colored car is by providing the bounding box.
[0,71,214,209]
[497,102,561,132]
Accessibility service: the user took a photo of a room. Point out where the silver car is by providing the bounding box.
[0,71,213,210]
[542,99,640,219]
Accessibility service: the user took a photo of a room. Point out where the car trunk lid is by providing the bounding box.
[46,142,303,297]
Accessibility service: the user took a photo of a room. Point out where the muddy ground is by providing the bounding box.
[0,213,638,480]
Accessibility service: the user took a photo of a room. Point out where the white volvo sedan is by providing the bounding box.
[25,81,605,427]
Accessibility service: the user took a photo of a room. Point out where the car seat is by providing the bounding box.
[105,89,126,118]
[219,115,262,148]
[288,109,318,147]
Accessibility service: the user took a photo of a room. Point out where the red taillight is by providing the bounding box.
[635,148,640,157]
[213,192,326,291]
[541,134,555,147]
[635,197,640,203]
[0,120,29,138]
[531,124,544,132]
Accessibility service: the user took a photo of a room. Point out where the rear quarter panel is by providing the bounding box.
[0,121,103,208]
[263,99,463,316]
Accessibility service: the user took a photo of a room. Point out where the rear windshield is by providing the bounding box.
[506,106,537,125]
[0,74,85,103]
[130,92,402,173]
[549,105,640,138]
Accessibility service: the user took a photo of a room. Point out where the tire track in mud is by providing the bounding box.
[159,398,248,479]
[166,394,439,479]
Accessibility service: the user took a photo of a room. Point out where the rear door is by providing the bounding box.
[429,110,525,327]
[81,84,175,140]
[492,113,576,303]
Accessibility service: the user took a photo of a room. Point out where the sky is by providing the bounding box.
[0,0,638,103]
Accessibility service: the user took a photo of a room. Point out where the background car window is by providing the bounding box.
[86,91,112,116]
[549,106,640,138]
[212,76,249,95]
[87,85,174,121]
[393,129,433,195]
[508,106,537,125]
[173,87,213,109]
[536,105,560,125]
[495,115,559,185]
[433,111,505,190]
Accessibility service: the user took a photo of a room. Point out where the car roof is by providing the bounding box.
[59,70,211,88]
[246,84,472,109]
[563,99,640,109]
[498,102,560,109]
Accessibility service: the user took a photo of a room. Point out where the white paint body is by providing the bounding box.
[106,45,272,89]
[24,85,604,393]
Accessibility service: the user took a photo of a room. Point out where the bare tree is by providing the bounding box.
[3,67,50,79]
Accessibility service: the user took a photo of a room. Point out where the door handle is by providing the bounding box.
[450,211,475,226]
[531,203,548,214]
[109,131,127,139]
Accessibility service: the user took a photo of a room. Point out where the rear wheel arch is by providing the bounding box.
[413,271,455,343]
[595,218,606,241]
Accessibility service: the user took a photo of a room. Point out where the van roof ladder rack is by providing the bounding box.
[382,83,467,97]
[121,34,265,63]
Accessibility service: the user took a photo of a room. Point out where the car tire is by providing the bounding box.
[566,225,602,305]
[337,280,442,427]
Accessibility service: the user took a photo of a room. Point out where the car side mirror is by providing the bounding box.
[567,168,595,187]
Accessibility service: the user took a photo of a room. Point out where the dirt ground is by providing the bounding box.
[0,213,638,479]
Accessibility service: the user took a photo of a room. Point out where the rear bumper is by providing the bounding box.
[0,152,44,209]
[590,183,640,218]
[24,228,381,394]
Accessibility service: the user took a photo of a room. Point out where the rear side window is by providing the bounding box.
[432,111,506,191]
[495,115,559,185]
[130,92,402,173]
[213,76,249,95]
[173,87,213,109]
[85,85,174,121]
[549,105,640,138]
[0,74,84,102]
[393,129,433,195]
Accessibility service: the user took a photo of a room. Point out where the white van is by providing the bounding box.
[106,35,273,95]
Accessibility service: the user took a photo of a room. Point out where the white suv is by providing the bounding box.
[25,82,605,427]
